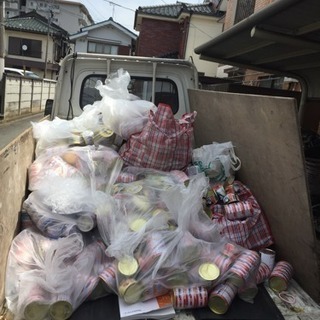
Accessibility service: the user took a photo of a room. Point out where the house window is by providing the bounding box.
[234,0,255,24]
[87,41,118,54]
[8,37,41,58]
[258,76,283,89]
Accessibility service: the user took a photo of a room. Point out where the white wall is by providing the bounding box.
[186,15,223,77]
[74,24,133,53]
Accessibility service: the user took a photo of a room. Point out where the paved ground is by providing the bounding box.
[0,113,46,150]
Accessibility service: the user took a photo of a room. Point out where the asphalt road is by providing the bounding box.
[0,113,47,150]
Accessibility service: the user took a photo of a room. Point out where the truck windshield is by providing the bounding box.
[80,75,179,114]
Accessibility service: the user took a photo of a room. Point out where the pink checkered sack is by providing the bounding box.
[119,103,197,171]
[210,180,274,250]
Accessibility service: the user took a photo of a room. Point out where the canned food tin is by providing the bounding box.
[23,285,51,320]
[269,260,294,292]
[76,212,97,232]
[129,217,147,232]
[223,184,239,204]
[213,253,234,276]
[259,248,276,271]
[99,263,117,293]
[188,262,220,287]
[255,262,271,284]
[137,232,168,271]
[208,281,238,314]
[117,256,139,277]
[198,262,220,281]
[49,294,73,320]
[93,128,115,147]
[172,286,208,309]
[118,278,144,304]
[227,250,260,287]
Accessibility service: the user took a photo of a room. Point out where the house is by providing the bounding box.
[134,0,226,78]
[4,11,69,79]
[69,17,137,55]
[5,0,94,35]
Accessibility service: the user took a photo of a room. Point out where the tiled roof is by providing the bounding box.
[5,12,68,37]
[137,2,225,18]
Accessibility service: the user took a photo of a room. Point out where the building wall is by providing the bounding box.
[254,0,277,12]
[73,25,134,54]
[224,0,277,31]
[136,18,183,57]
[5,0,94,34]
[186,15,223,77]
[53,2,91,34]
[5,30,54,65]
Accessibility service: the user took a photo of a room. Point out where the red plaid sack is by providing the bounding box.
[119,103,197,171]
[210,180,274,250]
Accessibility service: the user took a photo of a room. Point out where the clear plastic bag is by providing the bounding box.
[192,141,241,182]
[96,68,157,140]
[28,145,123,192]
[5,229,85,319]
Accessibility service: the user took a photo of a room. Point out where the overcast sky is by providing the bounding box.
[72,0,205,33]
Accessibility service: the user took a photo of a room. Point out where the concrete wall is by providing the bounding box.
[2,77,56,121]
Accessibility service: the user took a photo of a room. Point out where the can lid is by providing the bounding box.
[24,302,50,320]
[198,262,220,281]
[208,296,228,315]
[129,218,147,232]
[49,301,73,320]
[118,256,139,276]
[97,129,114,138]
[269,276,288,292]
[125,183,143,194]
[77,214,95,232]
[123,281,144,304]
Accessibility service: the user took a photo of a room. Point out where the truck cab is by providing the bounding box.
[51,53,199,120]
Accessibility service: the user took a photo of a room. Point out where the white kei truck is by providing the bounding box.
[0,51,319,320]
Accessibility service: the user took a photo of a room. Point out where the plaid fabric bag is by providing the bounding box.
[119,103,197,171]
[210,180,274,250]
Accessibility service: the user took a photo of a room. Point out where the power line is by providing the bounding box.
[103,1,135,13]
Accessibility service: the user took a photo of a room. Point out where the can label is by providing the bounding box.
[172,286,208,309]
[76,212,97,232]
[256,262,271,284]
[223,184,239,204]
[228,250,260,287]
[99,263,117,292]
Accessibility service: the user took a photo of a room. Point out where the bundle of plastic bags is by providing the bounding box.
[5,229,109,320]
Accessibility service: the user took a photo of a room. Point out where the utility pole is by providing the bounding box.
[0,0,5,81]
[44,10,53,79]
